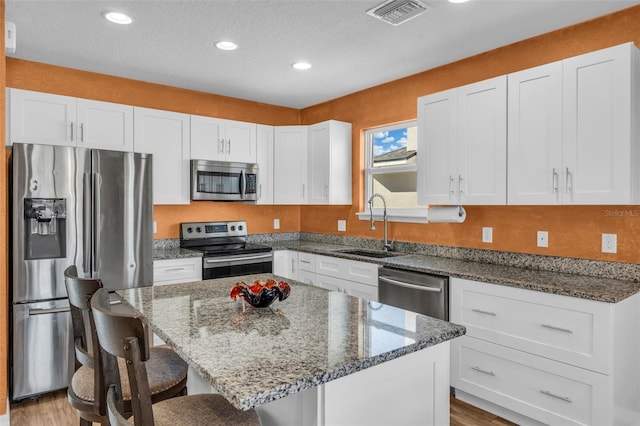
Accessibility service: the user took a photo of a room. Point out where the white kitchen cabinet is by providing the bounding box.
[190,114,257,163]
[507,61,564,204]
[134,107,191,205]
[8,88,133,151]
[307,120,352,204]
[153,257,202,286]
[508,43,640,205]
[562,42,640,204]
[273,250,299,280]
[417,76,507,205]
[450,277,640,426]
[256,124,274,204]
[274,126,308,204]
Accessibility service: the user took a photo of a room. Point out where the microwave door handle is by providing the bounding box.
[240,170,246,199]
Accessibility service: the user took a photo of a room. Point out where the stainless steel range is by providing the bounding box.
[180,221,272,279]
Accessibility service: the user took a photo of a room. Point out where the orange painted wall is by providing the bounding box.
[300,5,640,264]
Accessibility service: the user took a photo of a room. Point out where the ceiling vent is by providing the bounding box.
[366,0,429,26]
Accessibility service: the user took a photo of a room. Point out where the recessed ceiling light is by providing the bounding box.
[103,11,133,25]
[292,62,312,70]
[216,41,238,51]
[448,0,470,3]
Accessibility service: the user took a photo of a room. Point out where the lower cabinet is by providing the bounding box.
[450,277,640,426]
[273,251,379,301]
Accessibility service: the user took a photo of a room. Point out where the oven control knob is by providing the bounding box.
[230,225,236,231]
[187,227,193,233]
[238,225,244,231]
[196,227,202,233]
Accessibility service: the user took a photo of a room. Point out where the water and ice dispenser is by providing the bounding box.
[23,198,66,260]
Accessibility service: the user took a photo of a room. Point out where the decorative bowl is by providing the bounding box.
[230,279,291,308]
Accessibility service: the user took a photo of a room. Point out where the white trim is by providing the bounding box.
[357,208,429,224]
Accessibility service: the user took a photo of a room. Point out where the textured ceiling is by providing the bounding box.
[6,0,640,109]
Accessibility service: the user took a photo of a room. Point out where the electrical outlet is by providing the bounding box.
[602,233,617,254]
[337,220,346,232]
[273,218,280,230]
[482,227,493,243]
[537,231,548,248]
[153,221,157,234]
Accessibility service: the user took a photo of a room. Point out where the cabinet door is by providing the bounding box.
[274,126,308,204]
[315,274,342,292]
[508,62,563,205]
[225,119,257,163]
[272,250,298,280]
[457,76,507,205]
[153,257,202,285]
[308,122,331,204]
[256,124,274,204]
[134,107,191,205]
[76,98,133,152]
[563,43,635,204]
[191,115,225,161]
[8,88,76,146]
[417,88,458,205]
[341,280,378,302]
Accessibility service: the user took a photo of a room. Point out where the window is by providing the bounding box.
[359,121,427,223]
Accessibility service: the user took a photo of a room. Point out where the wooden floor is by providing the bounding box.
[9,389,516,426]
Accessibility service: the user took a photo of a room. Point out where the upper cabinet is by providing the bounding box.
[417,76,507,205]
[256,124,274,204]
[191,115,257,163]
[308,120,352,205]
[274,125,308,204]
[134,107,191,205]
[8,88,133,151]
[509,43,640,205]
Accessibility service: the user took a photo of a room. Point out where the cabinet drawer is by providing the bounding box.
[452,336,609,426]
[450,278,611,374]
[153,257,202,285]
[298,252,316,272]
[315,255,378,286]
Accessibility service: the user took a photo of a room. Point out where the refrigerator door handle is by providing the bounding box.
[82,172,92,275]
[28,306,71,315]
[93,172,102,275]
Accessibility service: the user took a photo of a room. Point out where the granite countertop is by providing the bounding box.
[153,247,202,260]
[266,241,640,303]
[116,274,465,410]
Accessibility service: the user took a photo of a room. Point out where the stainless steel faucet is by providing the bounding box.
[368,193,393,251]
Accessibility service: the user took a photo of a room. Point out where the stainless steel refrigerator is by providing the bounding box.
[10,142,153,400]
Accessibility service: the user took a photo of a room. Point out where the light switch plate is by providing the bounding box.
[482,227,493,243]
[602,233,617,253]
[273,218,280,230]
[153,221,157,234]
[537,231,548,248]
[337,220,346,232]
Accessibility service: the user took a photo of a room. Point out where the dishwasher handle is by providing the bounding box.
[378,276,443,293]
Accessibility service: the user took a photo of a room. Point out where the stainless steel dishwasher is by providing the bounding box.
[378,267,449,320]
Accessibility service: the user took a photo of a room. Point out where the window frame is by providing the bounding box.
[358,120,428,224]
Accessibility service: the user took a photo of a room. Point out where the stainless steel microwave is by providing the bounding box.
[191,160,258,202]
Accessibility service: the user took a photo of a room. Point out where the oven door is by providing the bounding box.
[191,160,258,202]
[202,252,272,279]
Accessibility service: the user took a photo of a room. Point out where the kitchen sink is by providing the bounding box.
[339,249,402,258]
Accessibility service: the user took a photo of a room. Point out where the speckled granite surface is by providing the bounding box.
[116,274,465,410]
[153,247,202,260]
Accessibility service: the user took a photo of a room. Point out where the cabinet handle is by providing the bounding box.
[227,139,231,154]
[219,139,224,154]
[471,308,496,316]
[458,174,464,195]
[302,184,306,199]
[163,267,185,272]
[449,175,455,196]
[565,167,573,195]
[552,168,558,194]
[540,323,573,334]
[324,184,329,200]
[471,366,495,377]
[259,184,262,199]
[300,260,311,264]
[70,122,74,141]
[80,123,84,142]
[540,390,572,403]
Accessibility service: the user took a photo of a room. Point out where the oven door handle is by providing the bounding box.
[379,276,443,293]
[205,253,272,264]
[240,170,246,200]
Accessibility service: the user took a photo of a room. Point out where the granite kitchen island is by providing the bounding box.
[116,274,466,426]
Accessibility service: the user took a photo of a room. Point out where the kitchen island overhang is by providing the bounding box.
[115,274,466,425]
